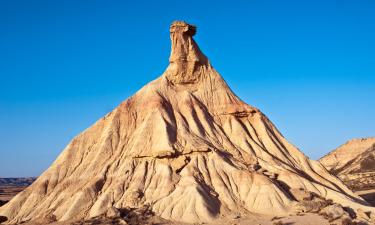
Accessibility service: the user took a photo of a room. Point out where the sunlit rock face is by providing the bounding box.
[320,138,375,191]
[166,21,208,84]
[0,21,373,224]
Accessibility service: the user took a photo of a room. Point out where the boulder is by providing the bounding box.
[319,204,347,221]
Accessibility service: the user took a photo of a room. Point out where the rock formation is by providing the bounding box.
[320,137,375,206]
[0,21,373,224]
[320,138,375,173]
[320,138,375,190]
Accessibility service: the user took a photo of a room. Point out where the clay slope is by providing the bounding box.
[320,138,375,191]
[0,21,373,224]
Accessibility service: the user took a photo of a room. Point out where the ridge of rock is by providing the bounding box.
[0,22,374,224]
[320,137,375,172]
[320,137,375,193]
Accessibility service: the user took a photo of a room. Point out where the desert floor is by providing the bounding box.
[0,186,27,206]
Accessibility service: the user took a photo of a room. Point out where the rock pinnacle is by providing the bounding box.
[166,21,208,84]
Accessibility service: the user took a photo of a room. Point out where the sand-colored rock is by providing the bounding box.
[356,208,371,221]
[320,138,375,194]
[319,204,347,221]
[0,21,373,224]
[320,137,375,172]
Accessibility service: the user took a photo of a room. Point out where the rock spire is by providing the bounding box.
[166,21,208,84]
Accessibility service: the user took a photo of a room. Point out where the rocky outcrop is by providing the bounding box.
[320,138,375,191]
[320,137,375,209]
[0,21,373,224]
[166,21,208,84]
[320,138,375,173]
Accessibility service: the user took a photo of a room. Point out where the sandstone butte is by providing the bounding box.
[320,137,375,192]
[320,137,375,173]
[1,21,374,224]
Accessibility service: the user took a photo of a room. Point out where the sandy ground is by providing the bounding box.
[0,188,335,225]
[0,189,334,225]
[0,184,372,224]
[10,213,331,225]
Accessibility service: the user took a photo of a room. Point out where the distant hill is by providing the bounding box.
[0,177,36,187]
[320,137,375,206]
[0,178,36,207]
[320,138,375,173]
[320,137,375,191]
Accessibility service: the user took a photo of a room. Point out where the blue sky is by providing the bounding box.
[0,0,374,177]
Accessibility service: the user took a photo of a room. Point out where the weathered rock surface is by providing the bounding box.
[319,204,347,221]
[0,21,373,224]
[320,137,375,208]
[320,138,375,174]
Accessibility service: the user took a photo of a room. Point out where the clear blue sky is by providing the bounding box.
[0,0,374,177]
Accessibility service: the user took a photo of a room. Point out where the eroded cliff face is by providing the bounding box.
[0,21,373,224]
[320,138,375,191]
[320,138,375,172]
